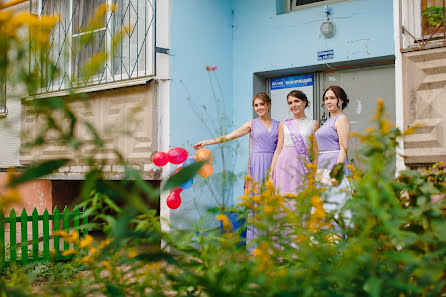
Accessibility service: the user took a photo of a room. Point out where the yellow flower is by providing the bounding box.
[101,260,113,272]
[128,250,139,258]
[216,214,233,231]
[99,238,111,249]
[264,205,273,213]
[252,248,262,257]
[146,261,162,271]
[62,249,76,256]
[89,247,98,257]
[53,230,69,238]
[81,256,92,263]
[79,234,94,248]
[65,231,79,243]
[380,119,391,134]
[346,164,356,172]
[365,127,376,134]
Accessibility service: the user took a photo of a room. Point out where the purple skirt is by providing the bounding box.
[250,151,274,182]
[273,147,306,196]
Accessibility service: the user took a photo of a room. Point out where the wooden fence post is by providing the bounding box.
[0,206,88,267]
[10,209,16,265]
[20,209,28,265]
[43,209,49,262]
[32,208,38,262]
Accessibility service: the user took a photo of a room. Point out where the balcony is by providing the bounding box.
[401,0,446,52]
[30,0,155,94]
[400,0,446,164]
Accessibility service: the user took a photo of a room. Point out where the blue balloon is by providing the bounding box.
[180,178,193,190]
[183,157,195,167]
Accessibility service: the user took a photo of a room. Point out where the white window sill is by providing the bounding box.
[25,75,157,100]
[290,0,350,12]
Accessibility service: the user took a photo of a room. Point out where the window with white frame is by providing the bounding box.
[33,0,155,93]
[290,0,346,11]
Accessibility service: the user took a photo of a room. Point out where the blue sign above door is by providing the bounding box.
[318,49,334,61]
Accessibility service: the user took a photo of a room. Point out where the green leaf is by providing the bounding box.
[330,163,345,182]
[162,161,205,191]
[9,159,69,187]
[363,277,382,297]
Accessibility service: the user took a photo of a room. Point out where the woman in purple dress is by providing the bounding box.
[193,93,279,182]
[194,93,280,250]
[315,85,351,212]
[269,90,319,196]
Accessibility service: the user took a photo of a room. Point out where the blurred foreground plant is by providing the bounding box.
[0,4,445,294]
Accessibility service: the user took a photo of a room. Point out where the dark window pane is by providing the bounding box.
[296,0,325,6]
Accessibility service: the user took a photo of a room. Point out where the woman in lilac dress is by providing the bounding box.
[194,93,279,250]
[270,90,319,196]
[193,93,279,182]
[315,85,351,212]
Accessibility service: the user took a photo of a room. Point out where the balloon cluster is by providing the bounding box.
[152,148,214,209]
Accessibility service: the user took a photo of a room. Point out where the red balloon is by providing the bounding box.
[173,187,183,194]
[167,191,182,209]
[152,152,169,167]
[168,147,189,164]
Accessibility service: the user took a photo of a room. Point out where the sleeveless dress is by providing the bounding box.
[247,118,279,252]
[249,118,280,182]
[273,117,314,195]
[315,113,351,213]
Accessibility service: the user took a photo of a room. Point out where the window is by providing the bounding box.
[293,0,325,6]
[71,0,107,84]
[290,0,346,11]
[32,0,155,93]
[422,0,445,36]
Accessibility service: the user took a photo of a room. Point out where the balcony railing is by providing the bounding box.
[400,0,446,51]
[30,0,155,94]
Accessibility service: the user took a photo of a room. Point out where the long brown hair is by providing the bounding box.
[322,86,349,110]
[252,93,271,106]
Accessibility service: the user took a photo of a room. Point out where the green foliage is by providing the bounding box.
[423,5,446,27]
[1,5,445,297]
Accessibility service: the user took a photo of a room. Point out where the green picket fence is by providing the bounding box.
[0,206,88,267]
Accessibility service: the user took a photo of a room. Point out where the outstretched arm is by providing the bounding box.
[334,115,350,164]
[193,121,251,150]
[269,122,285,180]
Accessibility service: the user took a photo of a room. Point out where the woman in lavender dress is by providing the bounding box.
[194,93,279,250]
[270,90,319,197]
[315,86,351,213]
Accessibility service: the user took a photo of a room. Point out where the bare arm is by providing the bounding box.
[334,115,350,164]
[312,120,320,168]
[193,121,251,150]
[269,122,285,180]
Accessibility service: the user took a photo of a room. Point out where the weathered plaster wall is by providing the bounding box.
[21,83,160,180]
[402,47,446,164]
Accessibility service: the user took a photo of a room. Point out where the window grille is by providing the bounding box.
[31,0,155,93]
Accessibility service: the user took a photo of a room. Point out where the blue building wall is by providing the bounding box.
[170,0,234,228]
[170,0,394,226]
[231,0,395,197]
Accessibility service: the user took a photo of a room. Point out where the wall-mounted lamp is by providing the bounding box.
[320,5,335,38]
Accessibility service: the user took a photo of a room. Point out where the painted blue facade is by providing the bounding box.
[170,0,394,227]
[170,0,234,228]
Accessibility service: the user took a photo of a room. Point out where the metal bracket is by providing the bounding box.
[155,47,170,55]
[0,106,8,118]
